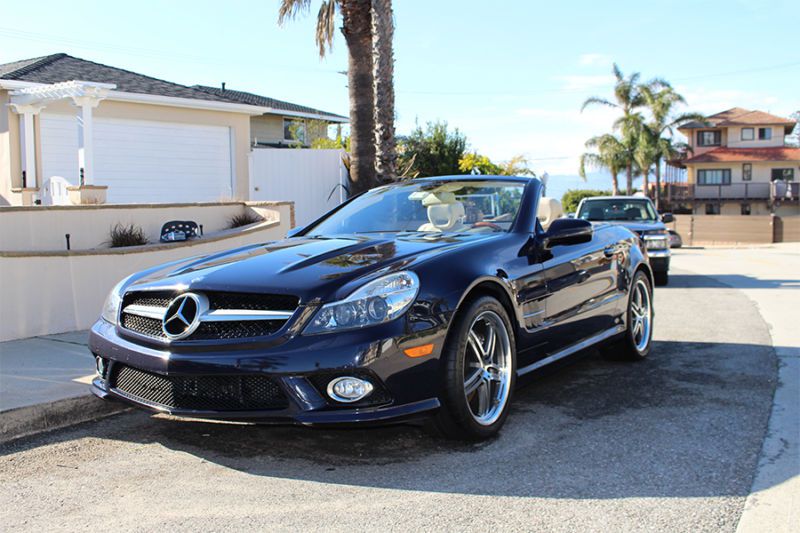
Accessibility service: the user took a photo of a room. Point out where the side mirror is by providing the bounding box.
[660,212,674,223]
[540,218,593,249]
[286,226,304,238]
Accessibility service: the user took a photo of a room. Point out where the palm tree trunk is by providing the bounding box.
[654,159,662,211]
[626,163,633,195]
[371,0,396,182]
[341,0,376,196]
[642,165,650,198]
[612,171,620,195]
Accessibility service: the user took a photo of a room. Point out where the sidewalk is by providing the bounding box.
[0,330,124,441]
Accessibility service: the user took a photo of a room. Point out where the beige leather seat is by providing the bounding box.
[537,197,563,230]
[417,192,466,232]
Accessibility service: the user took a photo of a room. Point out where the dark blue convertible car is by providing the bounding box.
[90,176,654,439]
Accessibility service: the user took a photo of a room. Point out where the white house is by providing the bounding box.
[0,53,348,207]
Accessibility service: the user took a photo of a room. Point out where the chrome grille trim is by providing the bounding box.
[202,309,295,321]
[122,304,167,320]
[123,305,294,322]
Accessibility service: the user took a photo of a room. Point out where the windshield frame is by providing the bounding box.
[295,177,540,237]
[577,198,659,222]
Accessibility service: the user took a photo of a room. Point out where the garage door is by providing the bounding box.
[40,114,233,204]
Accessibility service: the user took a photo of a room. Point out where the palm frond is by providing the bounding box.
[315,0,338,57]
[581,96,617,112]
[278,0,312,25]
[612,63,624,82]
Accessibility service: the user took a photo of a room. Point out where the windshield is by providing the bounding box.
[577,199,658,222]
[306,180,526,236]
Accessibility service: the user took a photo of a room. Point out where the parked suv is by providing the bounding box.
[576,196,671,285]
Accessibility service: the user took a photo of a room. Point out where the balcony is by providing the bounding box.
[772,181,799,203]
[664,182,771,202]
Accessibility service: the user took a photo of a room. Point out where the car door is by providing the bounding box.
[538,224,621,354]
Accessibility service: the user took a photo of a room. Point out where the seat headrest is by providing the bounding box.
[537,197,563,229]
[427,202,465,231]
[421,191,458,207]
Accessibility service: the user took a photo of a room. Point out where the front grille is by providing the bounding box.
[121,313,164,339]
[206,292,299,312]
[112,365,289,411]
[191,320,285,340]
[120,290,299,341]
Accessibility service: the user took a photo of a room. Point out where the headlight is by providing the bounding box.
[644,236,669,250]
[303,271,419,335]
[101,276,132,325]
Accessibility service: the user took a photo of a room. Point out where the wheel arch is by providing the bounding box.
[449,277,521,347]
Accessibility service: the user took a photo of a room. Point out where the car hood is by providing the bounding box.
[125,232,492,304]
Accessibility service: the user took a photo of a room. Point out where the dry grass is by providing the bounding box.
[109,223,148,247]
[228,211,264,229]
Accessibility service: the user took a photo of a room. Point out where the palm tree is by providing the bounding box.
[633,119,657,197]
[371,0,396,182]
[279,0,377,195]
[639,85,705,209]
[579,134,627,195]
[582,64,646,195]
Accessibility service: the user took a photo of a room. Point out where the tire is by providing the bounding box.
[654,270,669,286]
[603,271,654,361]
[433,296,516,440]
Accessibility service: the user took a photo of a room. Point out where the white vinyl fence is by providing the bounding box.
[250,148,347,227]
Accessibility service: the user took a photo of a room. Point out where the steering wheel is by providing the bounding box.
[472,221,503,231]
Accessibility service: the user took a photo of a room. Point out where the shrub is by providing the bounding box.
[228,212,264,229]
[109,223,148,248]
[561,189,612,214]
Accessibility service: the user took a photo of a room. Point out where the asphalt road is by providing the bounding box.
[0,266,779,532]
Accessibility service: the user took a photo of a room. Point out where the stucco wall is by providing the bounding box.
[0,201,291,252]
[726,125,785,149]
[0,203,293,341]
[0,89,22,206]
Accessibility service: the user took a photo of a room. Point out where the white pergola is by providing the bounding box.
[8,80,116,189]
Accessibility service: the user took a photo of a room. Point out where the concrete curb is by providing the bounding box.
[0,394,129,444]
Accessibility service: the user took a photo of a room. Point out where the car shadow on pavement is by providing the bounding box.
[2,337,783,500]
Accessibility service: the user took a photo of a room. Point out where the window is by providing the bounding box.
[742,163,752,181]
[697,169,732,185]
[741,203,751,216]
[705,203,720,215]
[758,127,772,140]
[771,168,795,181]
[698,130,721,146]
[741,128,754,141]
[283,118,306,143]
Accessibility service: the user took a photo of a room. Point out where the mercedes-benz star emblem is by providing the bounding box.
[162,293,206,340]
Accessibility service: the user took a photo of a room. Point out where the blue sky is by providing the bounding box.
[1,0,798,184]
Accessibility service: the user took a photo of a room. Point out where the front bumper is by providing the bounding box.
[647,249,670,272]
[88,318,445,426]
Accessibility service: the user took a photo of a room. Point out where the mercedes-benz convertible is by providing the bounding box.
[89,176,654,439]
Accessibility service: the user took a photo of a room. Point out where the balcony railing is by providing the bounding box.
[664,182,771,201]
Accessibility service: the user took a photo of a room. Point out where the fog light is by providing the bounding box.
[327,376,374,403]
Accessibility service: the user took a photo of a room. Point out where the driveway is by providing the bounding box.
[0,247,793,532]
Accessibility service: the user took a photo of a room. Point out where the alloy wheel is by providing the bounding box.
[630,278,652,352]
[463,310,512,426]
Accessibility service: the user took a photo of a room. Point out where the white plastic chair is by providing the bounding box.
[41,176,71,206]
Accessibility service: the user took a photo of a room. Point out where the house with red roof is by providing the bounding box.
[664,108,798,216]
